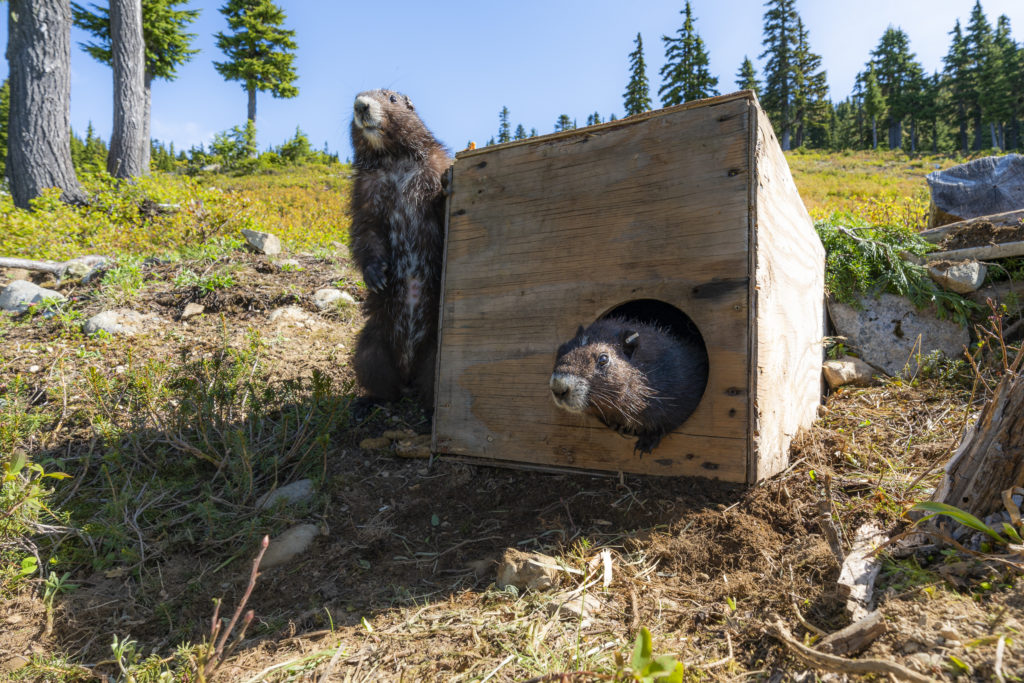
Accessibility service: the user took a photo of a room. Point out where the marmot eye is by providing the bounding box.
[389,94,397,103]
[597,353,609,367]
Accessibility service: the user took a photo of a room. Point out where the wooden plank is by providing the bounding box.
[434,96,753,480]
[925,240,1024,263]
[918,208,1024,244]
[749,104,826,483]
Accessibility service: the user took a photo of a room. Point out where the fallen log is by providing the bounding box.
[919,209,1024,244]
[924,240,1024,264]
[819,610,887,656]
[0,255,108,280]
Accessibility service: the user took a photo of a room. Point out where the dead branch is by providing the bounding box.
[768,619,937,683]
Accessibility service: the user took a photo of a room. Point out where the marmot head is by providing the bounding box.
[351,89,438,163]
[549,318,651,427]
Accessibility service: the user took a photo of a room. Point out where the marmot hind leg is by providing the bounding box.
[353,316,403,403]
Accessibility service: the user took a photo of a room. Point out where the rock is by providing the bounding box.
[3,268,31,282]
[62,255,108,281]
[28,365,40,374]
[255,479,315,510]
[828,294,970,377]
[181,303,205,320]
[395,436,432,459]
[83,309,158,336]
[241,228,282,256]
[268,306,310,324]
[908,652,943,674]
[359,436,391,450]
[0,280,66,315]
[546,591,604,623]
[822,356,876,390]
[313,288,345,310]
[496,549,561,592]
[200,163,222,173]
[927,260,987,294]
[381,429,417,440]
[259,524,319,569]
[279,258,301,268]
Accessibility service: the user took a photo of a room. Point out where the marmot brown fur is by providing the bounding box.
[349,89,451,408]
[549,316,708,455]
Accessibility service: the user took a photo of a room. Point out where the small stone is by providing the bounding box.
[83,309,157,336]
[255,479,315,510]
[181,303,205,320]
[28,365,40,373]
[928,260,987,294]
[62,256,108,280]
[313,288,344,310]
[908,652,942,673]
[546,591,603,623]
[268,306,310,323]
[822,355,876,389]
[360,436,391,450]
[241,228,282,256]
[278,258,301,268]
[115,365,126,374]
[0,280,66,315]
[395,440,432,458]
[259,524,319,569]
[496,549,561,592]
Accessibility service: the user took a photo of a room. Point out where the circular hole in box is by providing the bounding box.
[599,299,710,423]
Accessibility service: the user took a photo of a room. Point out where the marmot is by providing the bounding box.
[549,317,708,455]
[349,89,451,409]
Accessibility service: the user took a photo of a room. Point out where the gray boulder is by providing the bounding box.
[926,154,1024,225]
[828,294,969,377]
[927,260,987,294]
[241,228,282,256]
[0,280,65,315]
[83,309,159,336]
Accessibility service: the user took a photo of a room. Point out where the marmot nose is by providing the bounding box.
[354,100,369,115]
[550,375,571,401]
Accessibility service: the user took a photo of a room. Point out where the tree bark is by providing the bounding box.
[247,85,256,123]
[933,352,1024,520]
[142,72,153,172]
[108,0,147,178]
[6,0,86,208]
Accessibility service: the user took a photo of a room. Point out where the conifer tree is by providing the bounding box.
[0,80,8,180]
[735,56,759,95]
[659,2,718,106]
[867,26,923,150]
[964,1,992,150]
[862,65,885,150]
[73,0,200,170]
[944,19,971,154]
[623,32,652,116]
[214,0,298,123]
[554,114,574,132]
[497,106,511,143]
[792,17,828,147]
[983,15,1015,149]
[759,0,800,148]
[514,124,527,141]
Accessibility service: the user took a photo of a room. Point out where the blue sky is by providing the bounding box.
[3,1,1023,161]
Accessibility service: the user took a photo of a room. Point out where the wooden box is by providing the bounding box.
[432,92,824,483]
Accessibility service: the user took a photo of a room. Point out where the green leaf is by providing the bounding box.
[7,449,27,477]
[631,627,653,672]
[1002,523,1023,544]
[912,501,1007,545]
[19,556,38,579]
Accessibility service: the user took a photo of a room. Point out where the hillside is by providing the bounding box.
[1,156,1021,682]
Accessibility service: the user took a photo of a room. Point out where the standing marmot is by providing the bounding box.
[549,317,708,455]
[349,89,451,409]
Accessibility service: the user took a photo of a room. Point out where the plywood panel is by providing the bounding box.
[749,104,826,482]
[435,96,754,480]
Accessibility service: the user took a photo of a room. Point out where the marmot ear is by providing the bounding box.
[405,96,415,111]
[575,324,585,338]
[622,331,640,358]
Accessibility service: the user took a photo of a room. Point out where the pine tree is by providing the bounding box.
[0,80,8,180]
[72,0,200,171]
[659,2,718,106]
[944,19,971,154]
[759,0,800,149]
[623,32,652,116]
[862,65,885,150]
[984,15,1016,149]
[792,17,828,147]
[214,0,298,123]
[735,56,759,95]
[867,26,924,150]
[554,114,574,132]
[964,1,993,150]
[529,128,538,138]
[513,124,527,141]
[586,112,602,126]
[497,106,511,143]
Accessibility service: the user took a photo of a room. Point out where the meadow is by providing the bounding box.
[1,153,1021,682]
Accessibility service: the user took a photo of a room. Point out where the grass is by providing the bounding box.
[2,151,1023,681]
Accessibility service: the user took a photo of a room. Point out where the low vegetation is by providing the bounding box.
[1,153,1021,681]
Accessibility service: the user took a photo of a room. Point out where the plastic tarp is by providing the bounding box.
[926,154,1024,222]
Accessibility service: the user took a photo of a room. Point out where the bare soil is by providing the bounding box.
[2,251,1022,682]
[939,220,1024,250]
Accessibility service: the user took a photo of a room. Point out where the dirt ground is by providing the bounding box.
[1,250,1022,682]
[939,220,1024,250]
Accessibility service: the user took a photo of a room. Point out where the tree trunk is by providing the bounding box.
[108,0,147,178]
[990,122,999,151]
[909,121,917,153]
[932,119,938,155]
[871,117,878,150]
[6,0,86,209]
[972,111,983,151]
[933,352,1024,520]
[959,104,968,155]
[247,85,256,123]
[142,72,153,172]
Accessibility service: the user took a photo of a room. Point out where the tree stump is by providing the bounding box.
[933,351,1024,518]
